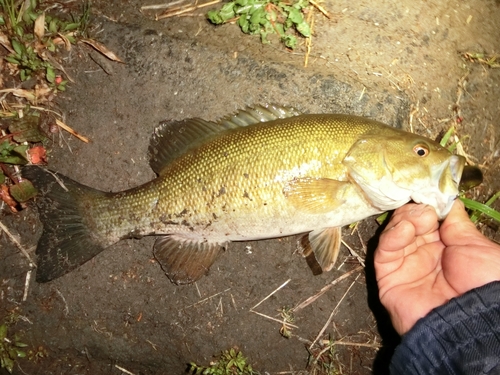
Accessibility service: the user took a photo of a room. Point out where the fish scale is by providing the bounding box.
[24,105,464,283]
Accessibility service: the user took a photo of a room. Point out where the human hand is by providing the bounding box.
[374,199,500,335]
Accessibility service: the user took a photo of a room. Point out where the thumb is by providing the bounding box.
[440,199,489,247]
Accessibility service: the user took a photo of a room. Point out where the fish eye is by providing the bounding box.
[413,144,429,157]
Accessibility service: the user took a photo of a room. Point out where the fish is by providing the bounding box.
[23,104,465,284]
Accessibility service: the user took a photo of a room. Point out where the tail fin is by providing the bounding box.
[23,166,109,283]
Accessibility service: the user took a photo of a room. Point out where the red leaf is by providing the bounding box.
[28,146,47,164]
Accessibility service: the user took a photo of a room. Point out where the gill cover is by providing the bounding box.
[343,135,465,218]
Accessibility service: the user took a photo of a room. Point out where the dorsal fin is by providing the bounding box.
[148,104,301,175]
[148,118,228,175]
[218,104,301,128]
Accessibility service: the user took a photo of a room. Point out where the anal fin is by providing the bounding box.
[298,227,342,275]
[154,236,225,284]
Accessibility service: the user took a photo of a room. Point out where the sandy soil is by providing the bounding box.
[1,0,499,374]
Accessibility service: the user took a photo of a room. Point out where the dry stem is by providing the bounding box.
[182,287,231,310]
[250,278,291,311]
[293,266,363,311]
[309,274,360,349]
[155,0,221,19]
[0,220,36,265]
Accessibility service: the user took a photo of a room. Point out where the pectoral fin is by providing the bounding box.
[298,227,342,275]
[154,236,225,284]
[284,178,350,214]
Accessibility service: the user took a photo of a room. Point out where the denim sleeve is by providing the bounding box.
[390,281,500,375]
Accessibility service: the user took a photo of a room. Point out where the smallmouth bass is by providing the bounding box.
[24,105,465,283]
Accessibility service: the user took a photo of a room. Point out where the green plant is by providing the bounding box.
[188,348,260,375]
[462,191,500,224]
[307,340,341,375]
[0,111,44,207]
[439,126,500,223]
[462,52,500,69]
[279,306,294,338]
[0,323,28,373]
[207,0,311,49]
[0,0,89,88]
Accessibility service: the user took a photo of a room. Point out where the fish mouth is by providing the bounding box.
[446,154,466,189]
[411,155,466,219]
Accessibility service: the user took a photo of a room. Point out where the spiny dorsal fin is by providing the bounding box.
[148,104,301,175]
[218,104,301,128]
[148,118,229,175]
[153,235,225,284]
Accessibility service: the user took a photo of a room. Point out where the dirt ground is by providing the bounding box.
[1,0,499,374]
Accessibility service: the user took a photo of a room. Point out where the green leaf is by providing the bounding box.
[235,3,264,15]
[63,22,81,31]
[274,22,285,37]
[266,9,277,22]
[0,144,29,165]
[5,55,20,65]
[57,80,68,91]
[249,7,266,25]
[49,18,58,33]
[46,65,55,83]
[292,0,308,8]
[288,8,303,24]
[0,324,7,340]
[207,10,223,24]
[14,24,25,38]
[47,40,56,52]
[11,39,24,56]
[220,2,237,21]
[238,16,250,33]
[461,197,500,223]
[2,356,14,372]
[9,115,46,143]
[0,155,23,164]
[296,21,311,37]
[20,69,28,81]
[439,126,454,147]
[27,9,39,22]
[376,211,389,225]
[0,171,5,184]
[282,34,297,49]
[208,2,237,24]
[10,179,38,203]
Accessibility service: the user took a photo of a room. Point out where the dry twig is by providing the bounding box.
[182,287,231,310]
[115,365,136,375]
[155,0,222,19]
[309,274,360,349]
[0,220,36,265]
[309,0,330,18]
[293,266,363,311]
[250,278,291,311]
[55,119,90,143]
